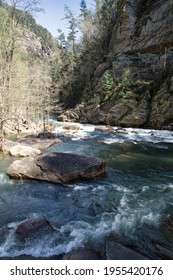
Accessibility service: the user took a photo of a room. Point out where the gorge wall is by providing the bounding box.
[59,0,173,130]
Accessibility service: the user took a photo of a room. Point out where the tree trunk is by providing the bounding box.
[0,120,4,152]
[0,92,4,151]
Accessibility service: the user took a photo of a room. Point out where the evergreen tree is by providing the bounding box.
[64,4,78,55]
[80,0,87,18]
[57,28,68,49]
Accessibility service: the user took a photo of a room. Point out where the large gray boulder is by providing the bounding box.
[7,152,107,184]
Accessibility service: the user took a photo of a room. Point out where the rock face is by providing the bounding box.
[59,0,173,130]
[16,216,55,241]
[7,152,107,184]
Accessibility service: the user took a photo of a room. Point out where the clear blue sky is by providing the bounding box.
[35,0,95,38]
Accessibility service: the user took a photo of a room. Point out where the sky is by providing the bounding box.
[35,0,95,38]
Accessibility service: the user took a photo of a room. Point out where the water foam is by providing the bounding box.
[0,173,13,185]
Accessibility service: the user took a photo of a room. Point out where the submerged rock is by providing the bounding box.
[16,216,55,241]
[7,152,107,184]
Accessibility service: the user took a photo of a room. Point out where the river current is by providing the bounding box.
[0,122,173,258]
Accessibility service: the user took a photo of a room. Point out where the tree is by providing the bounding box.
[80,0,87,18]
[57,28,68,49]
[64,4,78,55]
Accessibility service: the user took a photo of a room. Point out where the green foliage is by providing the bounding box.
[117,69,138,109]
[80,0,88,18]
[102,71,114,92]
[50,62,61,83]
[158,99,169,107]
[122,69,134,89]
[57,29,68,49]
[64,5,78,53]
[118,69,134,98]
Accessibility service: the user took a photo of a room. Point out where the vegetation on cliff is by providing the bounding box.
[55,0,173,130]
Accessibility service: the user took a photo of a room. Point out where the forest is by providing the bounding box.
[0,0,118,151]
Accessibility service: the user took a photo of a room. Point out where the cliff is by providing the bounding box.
[59,0,173,130]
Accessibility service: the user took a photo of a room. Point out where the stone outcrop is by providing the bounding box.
[59,0,173,130]
[7,152,107,184]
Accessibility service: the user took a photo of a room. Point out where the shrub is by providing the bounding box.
[102,71,114,92]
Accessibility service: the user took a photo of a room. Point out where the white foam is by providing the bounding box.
[0,173,13,185]
[142,186,149,192]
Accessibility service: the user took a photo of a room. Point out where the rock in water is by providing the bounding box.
[106,235,149,260]
[9,144,41,157]
[62,248,100,260]
[16,216,55,241]
[7,152,107,184]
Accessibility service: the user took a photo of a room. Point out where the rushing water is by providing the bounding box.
[0,122,173,259]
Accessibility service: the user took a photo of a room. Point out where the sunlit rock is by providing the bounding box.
[7,152,107,184]
[9,144,41,157]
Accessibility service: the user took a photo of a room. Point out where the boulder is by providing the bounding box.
[18,138,61,150]
[62,248,100,260]
[9,144,41,157]
[160,215,173,244]
[63,125,83,131]
[106,235,149,260]
[7,152,107,184]
[95,126,115,132]
[3,140,17,153]
[16,216,55,241]
[37,132,57,139]
[4,138,61,156]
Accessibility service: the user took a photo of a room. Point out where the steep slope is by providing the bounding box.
[59,0,173,130]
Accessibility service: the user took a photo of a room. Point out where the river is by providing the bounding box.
[0,122,173,259]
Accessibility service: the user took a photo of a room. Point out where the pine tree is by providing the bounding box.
[80,0,87,18]
[64,5,78,55]
[57,28,68,49]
